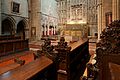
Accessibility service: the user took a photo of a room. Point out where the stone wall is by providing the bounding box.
[30,0,41,40]
[97,0,120,40]
[1,0,29,39]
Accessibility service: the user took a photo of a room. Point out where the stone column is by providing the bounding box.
[119,0,120,19]
[30,0,41,40]
[0,0,1,35]
[46,26,48,36]
[51,27,53,35]
[116,0,119,20]
[42,26,44,36]
[44,20,47,36]
[28,0,32,40]
[44,25,46,36]
[97,0,102,41]
[47,25,49,36]
[112,0,120,21]
[53,26,55,35]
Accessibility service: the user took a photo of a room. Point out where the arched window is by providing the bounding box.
[17,20,26,39]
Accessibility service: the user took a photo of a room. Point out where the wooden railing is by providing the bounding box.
[0,56,57,80]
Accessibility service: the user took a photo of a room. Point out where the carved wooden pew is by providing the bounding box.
[96,20,120,80]
[0,59,25,75]
[0,35,21,41]
[33,38,56,61]
[0,56,57,80]
[14,58,25,66]
[0,39,29,57]
[55,37,90,80]
[0,63,20,75]
[32,37,90,80]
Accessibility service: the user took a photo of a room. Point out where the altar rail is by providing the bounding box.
[56,39,90,80]
[0,56,57,80]
[0,39,29,57]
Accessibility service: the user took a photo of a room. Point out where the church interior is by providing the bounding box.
[0,0,120,80]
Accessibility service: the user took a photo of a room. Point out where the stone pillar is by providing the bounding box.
[46,26,47,36]
[51,27,53,35]
[0,0,1,35]
[54,26,56,35]
[119,0,120,19]
[42,26,44,36]
[47,25,49,36]
[44,20,47,36]
[28,0,32,40]
[30,0,41,40]
[116,0,119,20]
[112,0,120,21]
[97,0,102,41]
[44,25,46,36]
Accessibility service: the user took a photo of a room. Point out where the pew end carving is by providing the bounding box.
[55,37,90,80]
[55,37,71,65]
[0,35,29,57]
[33,50,43,60]
[33,38,59,63]
[14,58,25,66]
[96,20,120,80]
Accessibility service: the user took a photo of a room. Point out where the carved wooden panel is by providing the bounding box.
[0,39,29,57]
[97,20,120,54]
[55,37,90,80]
[96,20,120,80]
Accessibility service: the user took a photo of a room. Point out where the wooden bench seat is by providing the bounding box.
[0,56,57,80]
[109,62,120,80]
[0,63,20,74]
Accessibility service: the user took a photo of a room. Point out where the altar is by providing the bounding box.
[63,24,88,42]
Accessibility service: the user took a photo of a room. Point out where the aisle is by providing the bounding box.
[82,43,96,78]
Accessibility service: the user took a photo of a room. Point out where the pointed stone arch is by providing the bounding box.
[17,19,28,39]
[2,17,15,35]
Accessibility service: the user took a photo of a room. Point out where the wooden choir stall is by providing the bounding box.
[55,37,90,80]
[0,35,29,57]
[96,20,120,80]
[32,37,90,80]
[0,56,57,80]
[0,37,90,80]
